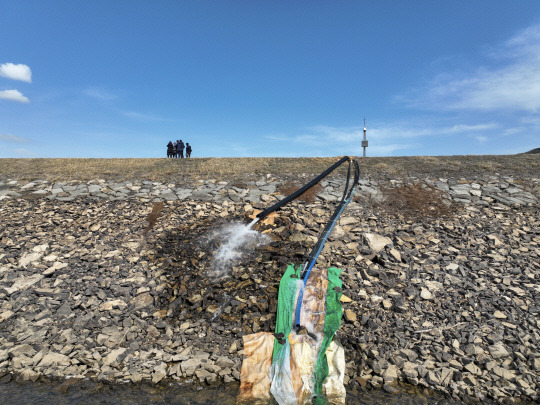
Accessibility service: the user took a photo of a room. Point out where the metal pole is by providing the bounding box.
[362,118,368,157]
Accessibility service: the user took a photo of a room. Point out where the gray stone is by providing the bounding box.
[489,342,510,359]
[464,362,481,375]
[88,185,102,193]
[363,233,392,252]
[4,274,44,295]
[181,358,201,377]
[383,364,399,382]
[38,352,71,367]
[152,362,167,383]
[131,293,154,311]
[103,348,126,366]
[493,366,516,380]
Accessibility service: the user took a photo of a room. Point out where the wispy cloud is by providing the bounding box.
[397,24,540,112]
[84,87,118,101]
[0,89,30,103]
[475,136,488,143]
[121,111,169,122]
[263,120,501,157]
[13,148,36,157]
[302,122,497,141]
[0,63,32,83]
[0,133,29,143]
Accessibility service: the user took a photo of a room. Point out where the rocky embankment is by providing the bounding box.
[0,173,538,403]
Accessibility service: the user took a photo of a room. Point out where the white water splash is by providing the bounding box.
[208,219,269,278]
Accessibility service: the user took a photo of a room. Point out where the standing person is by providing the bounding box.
[173,141,178,158]
[186,142,192,158]
[166,141,174,158]
[177,139,185,158]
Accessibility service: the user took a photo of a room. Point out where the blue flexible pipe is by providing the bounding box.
[294,159,359,328]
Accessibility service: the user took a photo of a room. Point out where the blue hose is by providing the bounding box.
[294,159,359,328]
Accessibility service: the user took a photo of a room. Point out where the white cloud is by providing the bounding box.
[398,24,540,112]
[0,133,29,143]
[0,89,30,103]
[0,63,32,82]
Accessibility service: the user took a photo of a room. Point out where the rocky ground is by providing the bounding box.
[0,169,538,404]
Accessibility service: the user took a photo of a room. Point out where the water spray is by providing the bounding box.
[208,220,270,278]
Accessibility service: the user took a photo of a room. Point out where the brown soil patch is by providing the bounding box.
[277,182,323,203]
[378,182,456,221]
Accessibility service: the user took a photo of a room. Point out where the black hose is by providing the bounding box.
[301,158,360,278]
[256,156,350,220]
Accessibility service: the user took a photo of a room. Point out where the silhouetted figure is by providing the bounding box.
[186,143,192,158]
[177,140,185,158]
[167,141,174,158]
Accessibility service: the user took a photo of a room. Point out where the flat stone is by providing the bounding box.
[5,274,44,295]
[489,342,510,359]
[152,362,167,383]
[464,362,481,375]
[88,185,102,193]
[99,299,128,311]
[363,233,392,252]
[493,366,516,380]
[420,288,433,300]
[38,352,71,368]
[103,348,127,366]
[181,358,201,377]
[19,252,43,267]
[383,364,399,382]
[131,293,154,311]
[344,310,357,322]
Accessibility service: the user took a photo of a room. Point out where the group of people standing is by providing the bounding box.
[167,140,192,158]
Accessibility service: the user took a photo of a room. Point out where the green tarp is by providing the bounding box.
[272,264,343,404]
[272,263,302,363]
[313,267,343,404]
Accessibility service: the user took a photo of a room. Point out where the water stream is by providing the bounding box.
[207,218,268,279]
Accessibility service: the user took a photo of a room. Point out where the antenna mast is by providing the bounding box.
[362,118,368,157]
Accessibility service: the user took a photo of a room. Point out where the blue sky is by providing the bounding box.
[1,1,539,158]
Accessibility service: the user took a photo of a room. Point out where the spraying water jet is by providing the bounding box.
[208,219,270,279]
